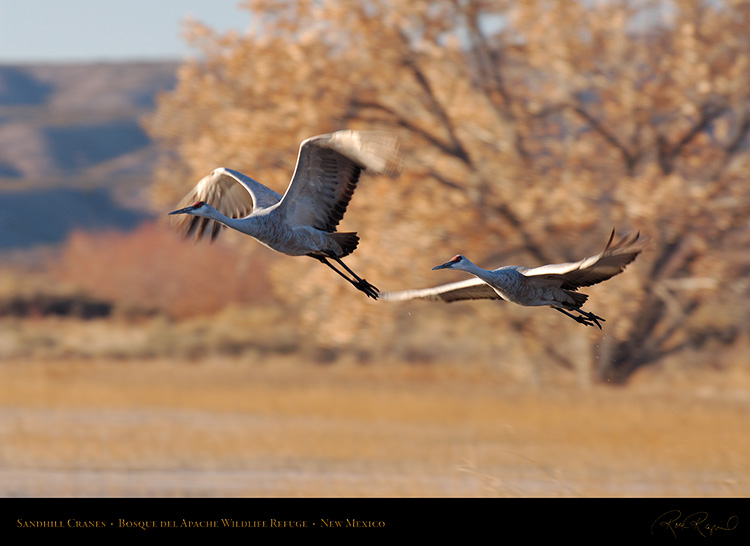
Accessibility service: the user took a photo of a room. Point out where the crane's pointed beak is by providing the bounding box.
[432,261,454,270]
[168,206,193,215]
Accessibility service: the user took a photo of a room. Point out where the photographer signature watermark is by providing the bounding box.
[651,510,738,539]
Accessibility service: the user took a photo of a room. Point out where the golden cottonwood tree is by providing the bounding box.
[146,0,750,384]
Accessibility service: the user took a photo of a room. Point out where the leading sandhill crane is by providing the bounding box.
[168,130,402,299]
[381,230,646,329]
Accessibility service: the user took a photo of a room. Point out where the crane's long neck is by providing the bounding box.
[457,261,518,294]
[457,260,493,281]
[199,205,261,236]
[196,205,292,251]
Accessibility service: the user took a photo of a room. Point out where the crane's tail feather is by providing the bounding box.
[567,291,589,307]
[329,232,360,257]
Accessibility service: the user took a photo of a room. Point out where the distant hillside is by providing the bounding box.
[0,62,178,250]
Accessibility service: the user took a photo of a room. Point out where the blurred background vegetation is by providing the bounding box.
[2,0,749,386]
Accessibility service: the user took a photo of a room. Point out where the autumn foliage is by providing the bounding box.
[144,0,750,383]
[53,222,274,318]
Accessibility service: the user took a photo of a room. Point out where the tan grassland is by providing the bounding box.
[0,354,747,497]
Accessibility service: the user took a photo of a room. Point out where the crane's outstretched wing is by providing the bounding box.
[171,167,282,241]
[277,131,403,232]
[521,230,647,290]
[381,278,503,303]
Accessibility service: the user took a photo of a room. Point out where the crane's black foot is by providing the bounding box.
[572,313,604,329]
[555,307,605,330]
[355,278,379,299]
[582,310,605,330]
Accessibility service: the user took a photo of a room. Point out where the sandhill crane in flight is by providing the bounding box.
[381,230,646,329]
[168,130,402,299]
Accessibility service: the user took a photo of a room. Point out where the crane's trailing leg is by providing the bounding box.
[310,254,379,299]
[554,307,605,330]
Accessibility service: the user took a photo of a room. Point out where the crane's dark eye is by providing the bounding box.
[451,255,462,263]
[191,201,205,209]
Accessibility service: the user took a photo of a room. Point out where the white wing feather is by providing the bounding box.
[277,131,402,230]
[171,167,283,240]
[381,278,503,303]
[522,230,646,289]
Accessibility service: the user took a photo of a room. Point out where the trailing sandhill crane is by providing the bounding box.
[381,230,646,329]
[168,130,402,299]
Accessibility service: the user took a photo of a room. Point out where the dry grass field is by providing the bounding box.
[0,352,747,498]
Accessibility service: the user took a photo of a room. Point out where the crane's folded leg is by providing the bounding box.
[554,307,605,329]
[310,254,379,299]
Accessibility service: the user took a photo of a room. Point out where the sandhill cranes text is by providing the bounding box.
[168,131,403,299]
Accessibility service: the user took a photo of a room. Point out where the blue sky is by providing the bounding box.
[0,0,251,63]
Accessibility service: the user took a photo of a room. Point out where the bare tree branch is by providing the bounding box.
[570,104,641,176]
[656,102,727,175]
[459,1,530,160]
